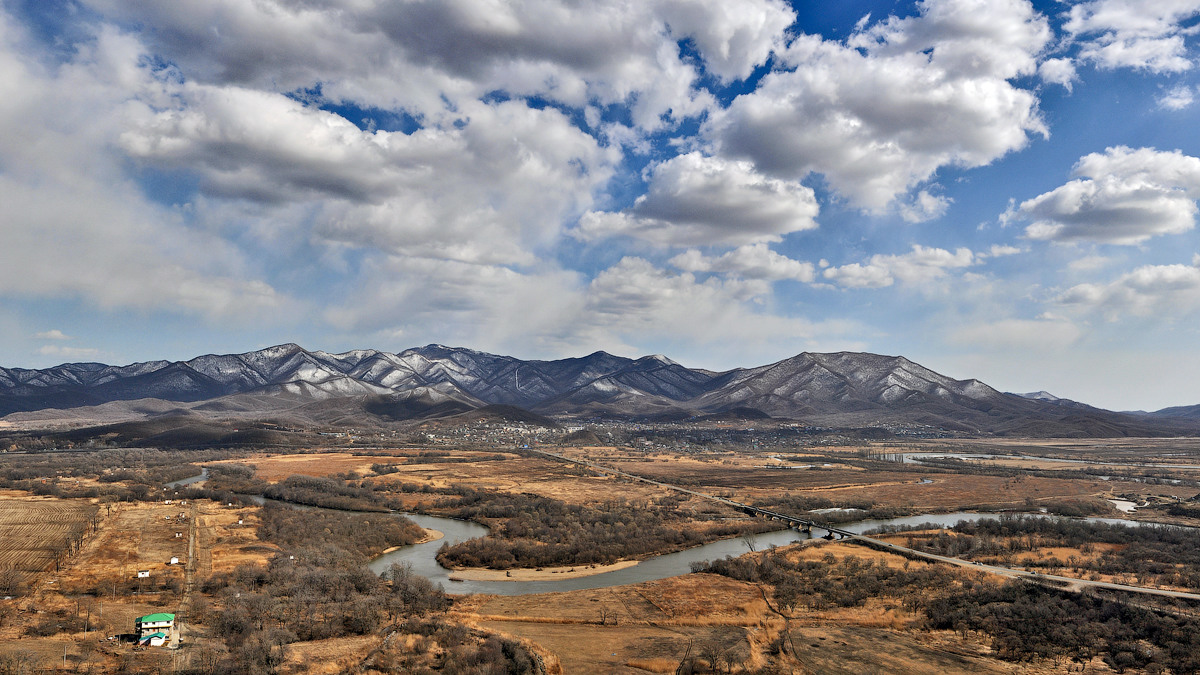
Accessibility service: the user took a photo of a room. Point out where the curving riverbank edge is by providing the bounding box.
[382,528,444,554]
[447,559,639,582]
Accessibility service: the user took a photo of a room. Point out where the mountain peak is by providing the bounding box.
[248,343,305,358]
[2,344,1192,436]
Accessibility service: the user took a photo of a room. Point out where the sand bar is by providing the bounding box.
[449,559,638,582]
[381,528,443,554]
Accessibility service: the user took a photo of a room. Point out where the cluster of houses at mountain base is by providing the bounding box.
[135,613,175,647]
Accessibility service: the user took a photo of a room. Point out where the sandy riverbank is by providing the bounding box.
[448,559,638,582]
[381,528,443,554]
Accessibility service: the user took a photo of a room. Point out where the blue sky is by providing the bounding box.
[2,0,1200,411]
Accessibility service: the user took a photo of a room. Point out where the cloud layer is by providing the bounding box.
[3,1,1200,408]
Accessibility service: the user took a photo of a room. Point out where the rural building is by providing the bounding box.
[138,632,168,647]
[135,613,175,640]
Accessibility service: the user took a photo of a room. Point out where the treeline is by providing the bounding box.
[195,512,544,674]
[255,503,425,558]
[751,494,911,524]
[898,455,1199,488]
[262,475,392,512]
[928,583,1200,672]
[0,448,246,503]
[203,468,452,512]
[694,547,1200,672]
[361,618,546,674]
[436,490,775,569]
[895,515,1200,589]
[0,448,241,482]
[199,551,450,672]
[692,550,959,613]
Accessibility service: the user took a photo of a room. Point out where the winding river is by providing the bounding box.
[165,467,210,489]
[366,510,1184,596]
[176,473,1187,596]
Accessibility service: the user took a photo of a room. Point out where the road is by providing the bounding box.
[529,447,1200,603]
[171,501,199,657]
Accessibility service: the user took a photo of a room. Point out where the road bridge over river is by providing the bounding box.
[529,448,1200,603]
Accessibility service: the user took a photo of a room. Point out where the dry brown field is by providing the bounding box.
[0,492,94,584]
[281,635,381,674]
[886,438,1200,472]
[220,449,681,506]
[0,496,275,674]
[49,499,273,595]
[555,444,1200,514]
[372,454,676,505]
[217,443,1199,522]
[63,502,187,589]
[215,449,521,482]
[213,451,406,481]
[458,539,1067,674]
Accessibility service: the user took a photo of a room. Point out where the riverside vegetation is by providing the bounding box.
[3,438,1200,672]
[694,546,1200,673]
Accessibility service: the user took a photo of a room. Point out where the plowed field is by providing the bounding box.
[0,495,94,581]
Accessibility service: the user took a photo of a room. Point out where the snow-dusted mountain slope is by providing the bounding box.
[1,344,1194,435]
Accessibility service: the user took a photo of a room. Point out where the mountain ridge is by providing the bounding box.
[2,344,1196,437]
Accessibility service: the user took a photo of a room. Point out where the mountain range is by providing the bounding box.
[1,344,1197,437]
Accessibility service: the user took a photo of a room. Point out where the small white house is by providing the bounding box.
[139,632,167,647]
[136,570,150,579]
[168,557,179,565]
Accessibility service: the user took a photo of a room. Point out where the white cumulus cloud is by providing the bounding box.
[823,245,976,289]
[898,191,953,223]
[1158,84,1197,110]
[123,87,618,265]
[325,255,854,363]
[1065,0,1200,73]
[708,0,1050,210]
[0,17,288,320]
[1057,257,1200,318]
[575,152,819,247]
[1038,57,1078,90]
[669,244,815,282]
[1016,146,1200,245]
[82,0,794,131]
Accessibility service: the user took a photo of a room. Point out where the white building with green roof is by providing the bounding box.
[135,613,175,639]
